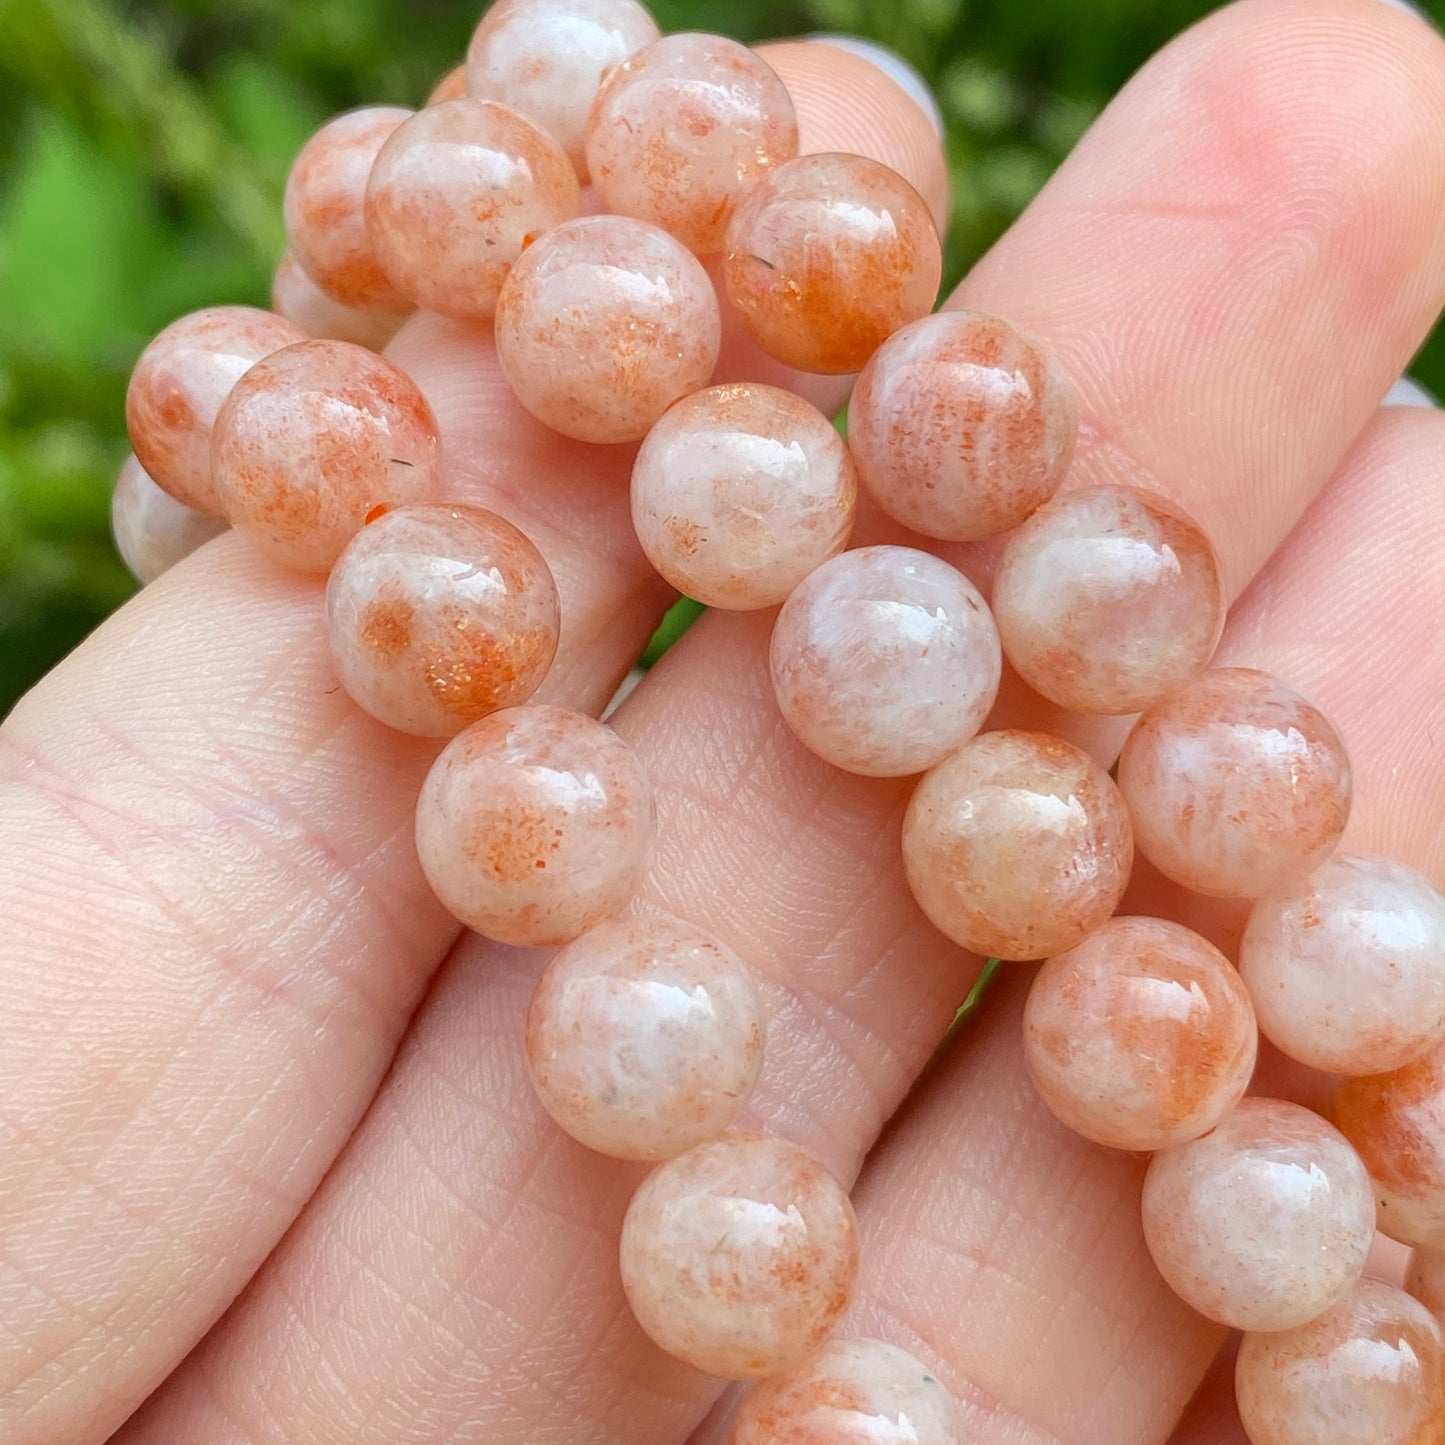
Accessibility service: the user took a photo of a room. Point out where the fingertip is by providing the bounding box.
[807,34,945,141]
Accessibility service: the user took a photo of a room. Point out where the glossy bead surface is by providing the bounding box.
[211,340,442,572]
[723,152,942,375]
[110,454,227,584]
[902,730,1133,960]
[365,99,581,321]
[770,546,1001,778]
[283,106,413,308]
[730,1337,962,1445]
[416,706,655,947]
[426,64,468,106]
[1119,668,1353,900]
[270,251,409,352]
[466,0,660,180]
[1240,855,1445,1076]
[326,505,559,737]
[1236,1278,1445,1445]
[1023,916,1257,1152]
[495,215,721,443]
[620,1133,859,1378]
[1141,1098,1376,1331]
[848,310,1078,541]
[1408,1248,1445,1321]
[586,33,798,254]
[125,306,306,514]
[525,912,765,1160]
[992,484,1225,714]
[631,383,855,609]
[1335,1041,1445,1248]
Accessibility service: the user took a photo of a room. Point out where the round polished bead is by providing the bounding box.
[723,152,942,375]
[1236,1278,1445,1445]
[110,453,228,585]
[416,706,655,947]
[620,1132,859,1378]
[125,305,306,514]
[211,340,442,572]
[365,99,581,322]
[848,311,1078,541]
[730,1337,962,1445]
[1023,916,1257,1152]
[903,730,1133,960]
[1408,1248,1445,1321]
[586,33,798,254]
[426,64,469,106]
[1240,855,1445,1076]
[1141,1098,1376,1331]
[1118,668,1353,900]
[270,251,409,353]
[495,216,720,444]
[992,484,1225,714]
[525,912,765,1160]
[326,505,559,737]
[1335,1041,1445,1248]
[466,0,660,180]
[630,383,855,609]
[770,546,1001,778]
[283,106,413,309]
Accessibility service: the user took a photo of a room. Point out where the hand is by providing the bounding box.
[2,3,1444,1441]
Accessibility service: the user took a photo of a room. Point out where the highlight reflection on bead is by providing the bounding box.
[110,454,228,584]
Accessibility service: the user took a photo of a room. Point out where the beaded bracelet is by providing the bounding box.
[110,2,1445,1441]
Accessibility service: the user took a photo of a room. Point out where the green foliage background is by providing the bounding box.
[0,0,1441,714]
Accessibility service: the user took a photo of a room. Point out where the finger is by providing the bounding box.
[118,5,1445,1443]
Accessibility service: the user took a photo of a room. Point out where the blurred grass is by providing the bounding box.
[0,0,1441,714]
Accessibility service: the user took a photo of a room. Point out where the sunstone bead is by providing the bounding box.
[848,310,1078,541]
[769,546,1001,778]
[992,483,1225,714]
[425,64,468,106]
[1118,668,1353,900]
[1023,916,1257,1152]
[1141,1098,1376,1332]
[495,215,721,443]
[365,99,581,322]
[1240,855,1445,1076]
[525,912,765,1161]
[283,106,413,309]
[125,305,306,514]
[415,706,655,947]
[902,730,1133,960]
[630,382,856,609]
[1335,1040,1445,1248]
[211,340,442,572]
[586,33,798,255]
[620,1133,859,1378]
[1236,1278,1445,1445]
[110,454,228,584]
[723,152,942,375]
[730,1337,962,1445]
[326,505,559,737]
[270,251,409,353]
[1408,1248,1445,1321]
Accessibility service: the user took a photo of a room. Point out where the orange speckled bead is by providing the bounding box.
[1023,916,1258,1152]
[415,706,655,948]
[847,310,1078,541]
[620,1132,859,1378]
[211,340,442,572]
[586,33,798,254]
[723,152,942,375]
[283,106,413,309]
[271,251,410,353]
[495,215,721,443]
[110,454,227,584]
[326,505,559,737]
[1119,668,1353,900]
[125,305,306,515]
[425,64,468,106]
[365,99,581,322]
[1236,1278,1445,1445]
[992,483,1225,715]
[902,730,1133,961]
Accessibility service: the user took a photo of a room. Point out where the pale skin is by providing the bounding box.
[2,3,1445,1441]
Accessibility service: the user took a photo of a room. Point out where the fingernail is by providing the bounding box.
[1384,376,1438,408]
[808,35,945,140]
[1375,0,1431,20]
